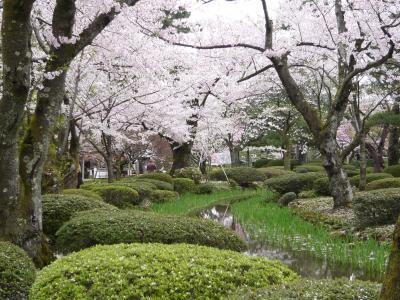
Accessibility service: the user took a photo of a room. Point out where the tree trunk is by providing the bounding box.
[170,142,192,175]
[0,0,37,257]
[229,147,241,166]
[388,102,400,166]
[320,137,353,208]
[359,132,367,191]
[283,136,292,171]
[106,158,114,183]
[380,216,400,300]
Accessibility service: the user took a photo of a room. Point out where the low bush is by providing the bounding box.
[298,190,317,199]
[233,278,380,300]
[197,182,231,194]
[265,172,322,194]
[210,167,265,187]
[384,164,400,177]
[313,177,330,196]
[351,159,375,168]
[366,178,400,190]
[56,209,246,253]
[62,188,103,201]
[354,188,400,227]
[294,165,325,173]
[349,173,393,187]
[31,243,298,300]
[92,186,140,208]
[121,177,174,191]
[0,241,36,300]
[139,172,174,184]
[42,194,116,238]
[266,159,300,169]
[175,167,202,184]
[278,192,297,207]
[257,167,294,178]
[150,190,179,203]
[253,158,270,168]
[173,178,197,194]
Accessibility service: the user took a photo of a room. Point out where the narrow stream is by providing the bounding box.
[200,205,381,282]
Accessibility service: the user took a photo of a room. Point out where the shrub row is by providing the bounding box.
[354,188,400,228]
[139,172,174,184]
[210,167,265,186]
[42,194,116,238]
[62,188,102,201]
[55,209,246,253]
[366,177,400,190]
[265,172,323,194]
[294,165,325,173]
[150,190,179,203]
[384,164,400,177]
[0,242,36,300]
[30,243,298,300]
[349,173,393,187]
[92,185,140,208]
[257,167,294,178]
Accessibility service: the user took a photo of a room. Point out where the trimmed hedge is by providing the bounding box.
[354,188,400,227]
[173,178,197,194]
[139,172,174,184]
[197,181,231,194]
[384,164,400,177]
[298,190,317,199]
[313,177,330,196]
[150,190,179,203]
[93,186,140,208]
[278,192,297,207]
[366,178,400,190]
[62,188,103,201]
[265,172,322,194]
[233,278,380,300]
[253,158,270,168]
[294,165,325,173]
[30,243,298,300]
[257,167,294,178]
[266,159,300,169]
[0,241,36,300]
[210,167,265,186]
[42,194,116,238]
[56,209,246,253]
[175,167,202,184]
[121,177,174,191]
[349,173,393,187]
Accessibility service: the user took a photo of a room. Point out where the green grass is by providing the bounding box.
[152,190,263,216]
[231,191,390,279]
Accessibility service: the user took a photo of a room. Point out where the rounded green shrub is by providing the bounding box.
[62,188,102,201]
[265,172,322,194]
[139,172,174,184]
[365,178,400,190]
[30,243,298,300]
[56,209,245,253]
[150,190,179,203]
[92,185,140,208]
[173,178,197,194]
[197,181,231,194]
[354,188,400,227]
[0,241,36,300]
[294,165,325,173]
[267,159,284,167]
[233,278,380,300]
[253,158,270,168]
[175,167,202,184]
[349,173,393,187]
[278,192,297,206]
[298,190,317,199]
[257,167,294,178]
[313,177,330,196]
[210,167,265,187]
[42,194,116,238]
[384,164,400,177]
[120,177,174,191]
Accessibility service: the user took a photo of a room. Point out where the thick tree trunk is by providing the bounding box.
[388,102,400,166]
[380,216,400,300]
[359,133,367,191]
[320,137,353,208]
[229,147,241,166]
[170,142,192,175]
[283,136,292,171]
[0,0,36,254]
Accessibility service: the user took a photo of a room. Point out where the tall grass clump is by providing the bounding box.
[231,192,389,278]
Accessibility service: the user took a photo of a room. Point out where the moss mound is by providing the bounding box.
[92,185,140,208]
[30,243,298,300]
[139,172,174,184]
[365,177,400,190]
[150,190,179,203]
[173,178,197,194]
[265,172,322,194]
[42,194,116,238]
[233,278,380,300]
[56,209,246,253]
[0,241,36,300]
[62,188,102,201]
[384,164,400,177]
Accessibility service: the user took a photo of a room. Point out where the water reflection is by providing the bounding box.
[200,205,381,282]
